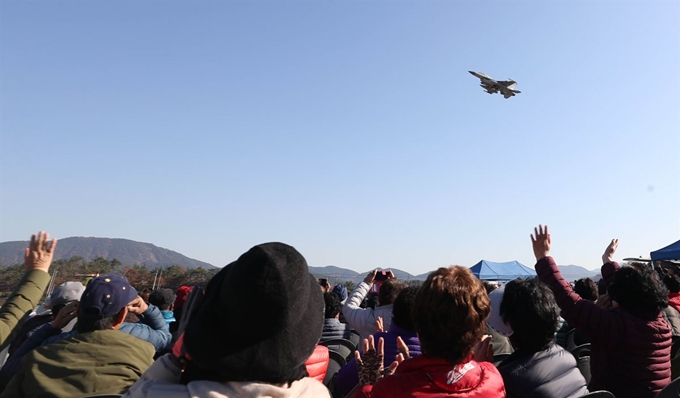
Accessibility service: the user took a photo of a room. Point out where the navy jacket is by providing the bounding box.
[320,318,352,343]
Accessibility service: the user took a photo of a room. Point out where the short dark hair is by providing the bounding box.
[482,281,498,295]
[413,266,490,363]
[574,278,598,301]
[500,277,560,352]
[609,264,668,312]
[148,288,176,310]
[323,292,341,319]
[378,279,406,306]
[392,286,418,331]
[76,314,119,333]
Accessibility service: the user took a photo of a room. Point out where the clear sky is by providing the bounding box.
[1,1,678,273]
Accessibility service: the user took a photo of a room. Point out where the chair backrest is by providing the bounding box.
[323,351,346,388]
[571,344,591,358]
[566,328,577,351]
[656,376,680,398]
[348,330,361,348]
[81,395,124,398]
[672,337,680,359]
[571,344,591,385]
[578,391,615,398]
[492,353,511,367]
[321,338,356,361]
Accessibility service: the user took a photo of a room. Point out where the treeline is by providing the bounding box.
[0,256,221,300]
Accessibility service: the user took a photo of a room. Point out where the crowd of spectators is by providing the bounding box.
[0,227,677,397]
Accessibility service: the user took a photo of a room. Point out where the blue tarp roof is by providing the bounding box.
[651,240,680,261]
[469,260,536,281]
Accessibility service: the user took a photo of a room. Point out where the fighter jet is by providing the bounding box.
[469,71,521,99]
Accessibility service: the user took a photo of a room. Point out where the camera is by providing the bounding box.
[374,271,388,281]
[318,278,328,286]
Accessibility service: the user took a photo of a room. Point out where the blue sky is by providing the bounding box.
[1,2,678,273]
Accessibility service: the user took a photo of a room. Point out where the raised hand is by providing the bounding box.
[473,334,494,363]
[51,301,78,329]
[375,317,384,333]
[602,239,619,264]
[355,335,385,386]
[126,296,149,315]
[363,269,378,285]
[24,231,57,273]
[530,224,551,261]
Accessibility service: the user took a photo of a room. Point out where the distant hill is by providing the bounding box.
[0,237,215,269]
[557,264,600,281]
[309,266,417,285]
[311,264,599,284]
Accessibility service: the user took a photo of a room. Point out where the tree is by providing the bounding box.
[343,280,356,292]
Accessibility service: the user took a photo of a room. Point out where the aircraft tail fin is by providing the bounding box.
[506,82,517,90]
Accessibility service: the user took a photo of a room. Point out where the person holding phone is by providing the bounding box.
[342,269,406,343]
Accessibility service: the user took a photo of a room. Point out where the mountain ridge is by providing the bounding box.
[0,237,215,269]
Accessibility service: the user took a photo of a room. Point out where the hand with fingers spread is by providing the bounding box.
[383,336,411,377]
[602,239,619,264]
[24,231,58,273]
[530,224,551,261]
[355,336,386,385]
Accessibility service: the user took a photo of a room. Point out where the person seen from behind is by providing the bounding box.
[351,266,505,397]
[335,286,422,397]
[493,277,588,398]
[124,242,330,397]
[148,288,177,327]
[320,292,352,342]
[0,274,155,398]
[531,225,671,398]
[343,270,406,342]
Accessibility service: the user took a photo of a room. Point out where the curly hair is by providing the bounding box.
[323,292,341,319]
[378,279,407,306]
[663,268,680,293]
[412,266,490,363]
[574,278,599,302]
[500,277,560,352]
[609,263,668,312]
[391,286,418,331]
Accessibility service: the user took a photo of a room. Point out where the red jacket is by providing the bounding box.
[304,345,329,383]
[535,257,671,398]
[353,355,505,398]
[669,292,680,314]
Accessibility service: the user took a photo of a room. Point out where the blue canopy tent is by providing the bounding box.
[469,260,536,281]
[651,240,680,261]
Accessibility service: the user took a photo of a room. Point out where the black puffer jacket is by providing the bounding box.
[497,343,588,398]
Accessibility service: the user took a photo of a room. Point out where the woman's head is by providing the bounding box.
[609,264,668,312]
[500,277,559,352]
[412,266,490,363]
[574,278,598,302]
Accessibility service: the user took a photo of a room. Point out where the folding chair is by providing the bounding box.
[571,344,591,384]
[655,376,680,398]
